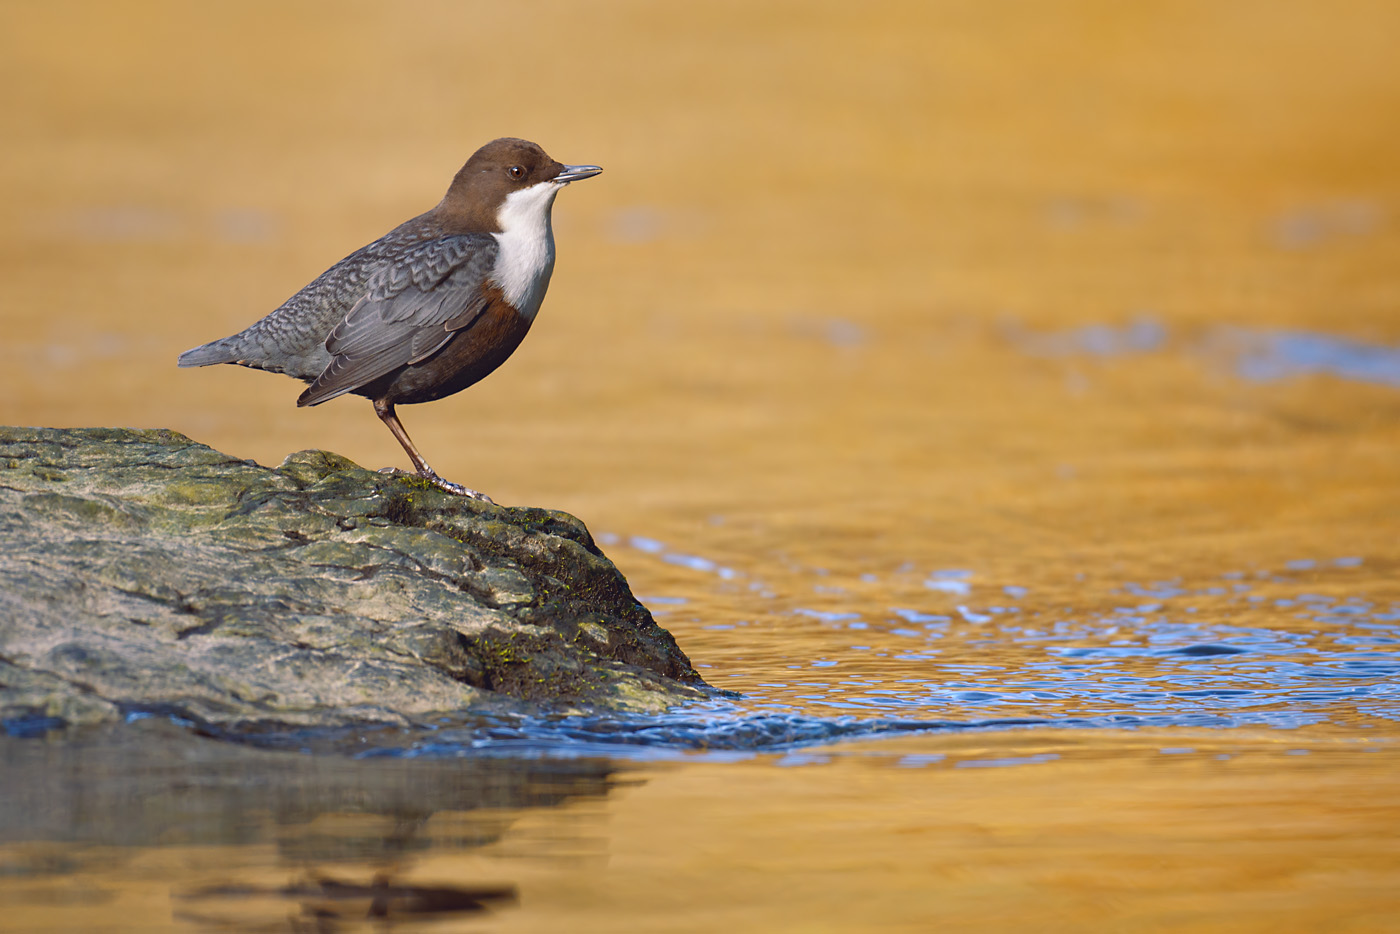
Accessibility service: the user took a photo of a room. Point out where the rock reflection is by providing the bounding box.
[0,718,627,931]
[0,719,623,852]
[175,874,517,932]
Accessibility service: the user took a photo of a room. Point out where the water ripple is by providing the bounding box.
[1004,320,1400,389]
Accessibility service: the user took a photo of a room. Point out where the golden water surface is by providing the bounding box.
[3,1,1399,931]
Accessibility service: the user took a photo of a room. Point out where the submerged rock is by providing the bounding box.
[0,427,707,734]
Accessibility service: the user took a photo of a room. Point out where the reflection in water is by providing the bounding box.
[1222,329,1400,388]
[5,723,1397,934]
[1270,201,1384,249]
[1008,318,1400,388]
[605,544,1400,737]
[175,875,516,932]
[0,719,627,930]
[0,721,623,851]
[1006,316,1169,358]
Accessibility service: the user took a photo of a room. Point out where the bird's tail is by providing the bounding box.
[177,338,240,368]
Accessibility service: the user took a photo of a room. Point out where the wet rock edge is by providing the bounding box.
[0,426,709,738]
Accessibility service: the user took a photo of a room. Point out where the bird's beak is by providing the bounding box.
[555,164,603,183]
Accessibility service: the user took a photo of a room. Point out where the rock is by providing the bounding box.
[0,427,708,735]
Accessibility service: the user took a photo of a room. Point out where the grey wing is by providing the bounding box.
[296,235,499,407]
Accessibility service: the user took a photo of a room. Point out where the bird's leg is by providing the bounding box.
[373,399,432,474]
[373,400,494,503]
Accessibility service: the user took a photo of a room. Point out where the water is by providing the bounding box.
[4,722,1397,933]
[4,1,1400,931]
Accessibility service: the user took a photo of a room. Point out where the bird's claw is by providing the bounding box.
[425,475,495,503]
[377,467,495,504]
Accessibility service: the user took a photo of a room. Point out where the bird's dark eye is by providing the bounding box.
[507,165,526,181]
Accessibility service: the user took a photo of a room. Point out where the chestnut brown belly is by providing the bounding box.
[357,301,535,406]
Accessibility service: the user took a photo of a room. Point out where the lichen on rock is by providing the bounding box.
[0,427,707,735]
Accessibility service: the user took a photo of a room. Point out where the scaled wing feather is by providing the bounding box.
[298,235,498,406]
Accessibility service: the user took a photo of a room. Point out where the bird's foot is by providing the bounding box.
[377,467,495,504]
[424,475,496,503]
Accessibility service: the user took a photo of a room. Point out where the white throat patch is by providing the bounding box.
[490,181,560,320]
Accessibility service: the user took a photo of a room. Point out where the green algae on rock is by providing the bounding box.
[0,427,707,733]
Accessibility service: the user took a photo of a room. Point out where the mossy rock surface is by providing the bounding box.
[0,427,706,733]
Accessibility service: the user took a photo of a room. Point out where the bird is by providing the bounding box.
[178,137,602,502]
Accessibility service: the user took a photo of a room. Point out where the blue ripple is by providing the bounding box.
[1232,330,1400,388]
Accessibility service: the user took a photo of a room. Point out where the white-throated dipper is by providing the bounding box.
[178,138,602,501]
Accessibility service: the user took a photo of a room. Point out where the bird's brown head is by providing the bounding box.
[439,138,601,231]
